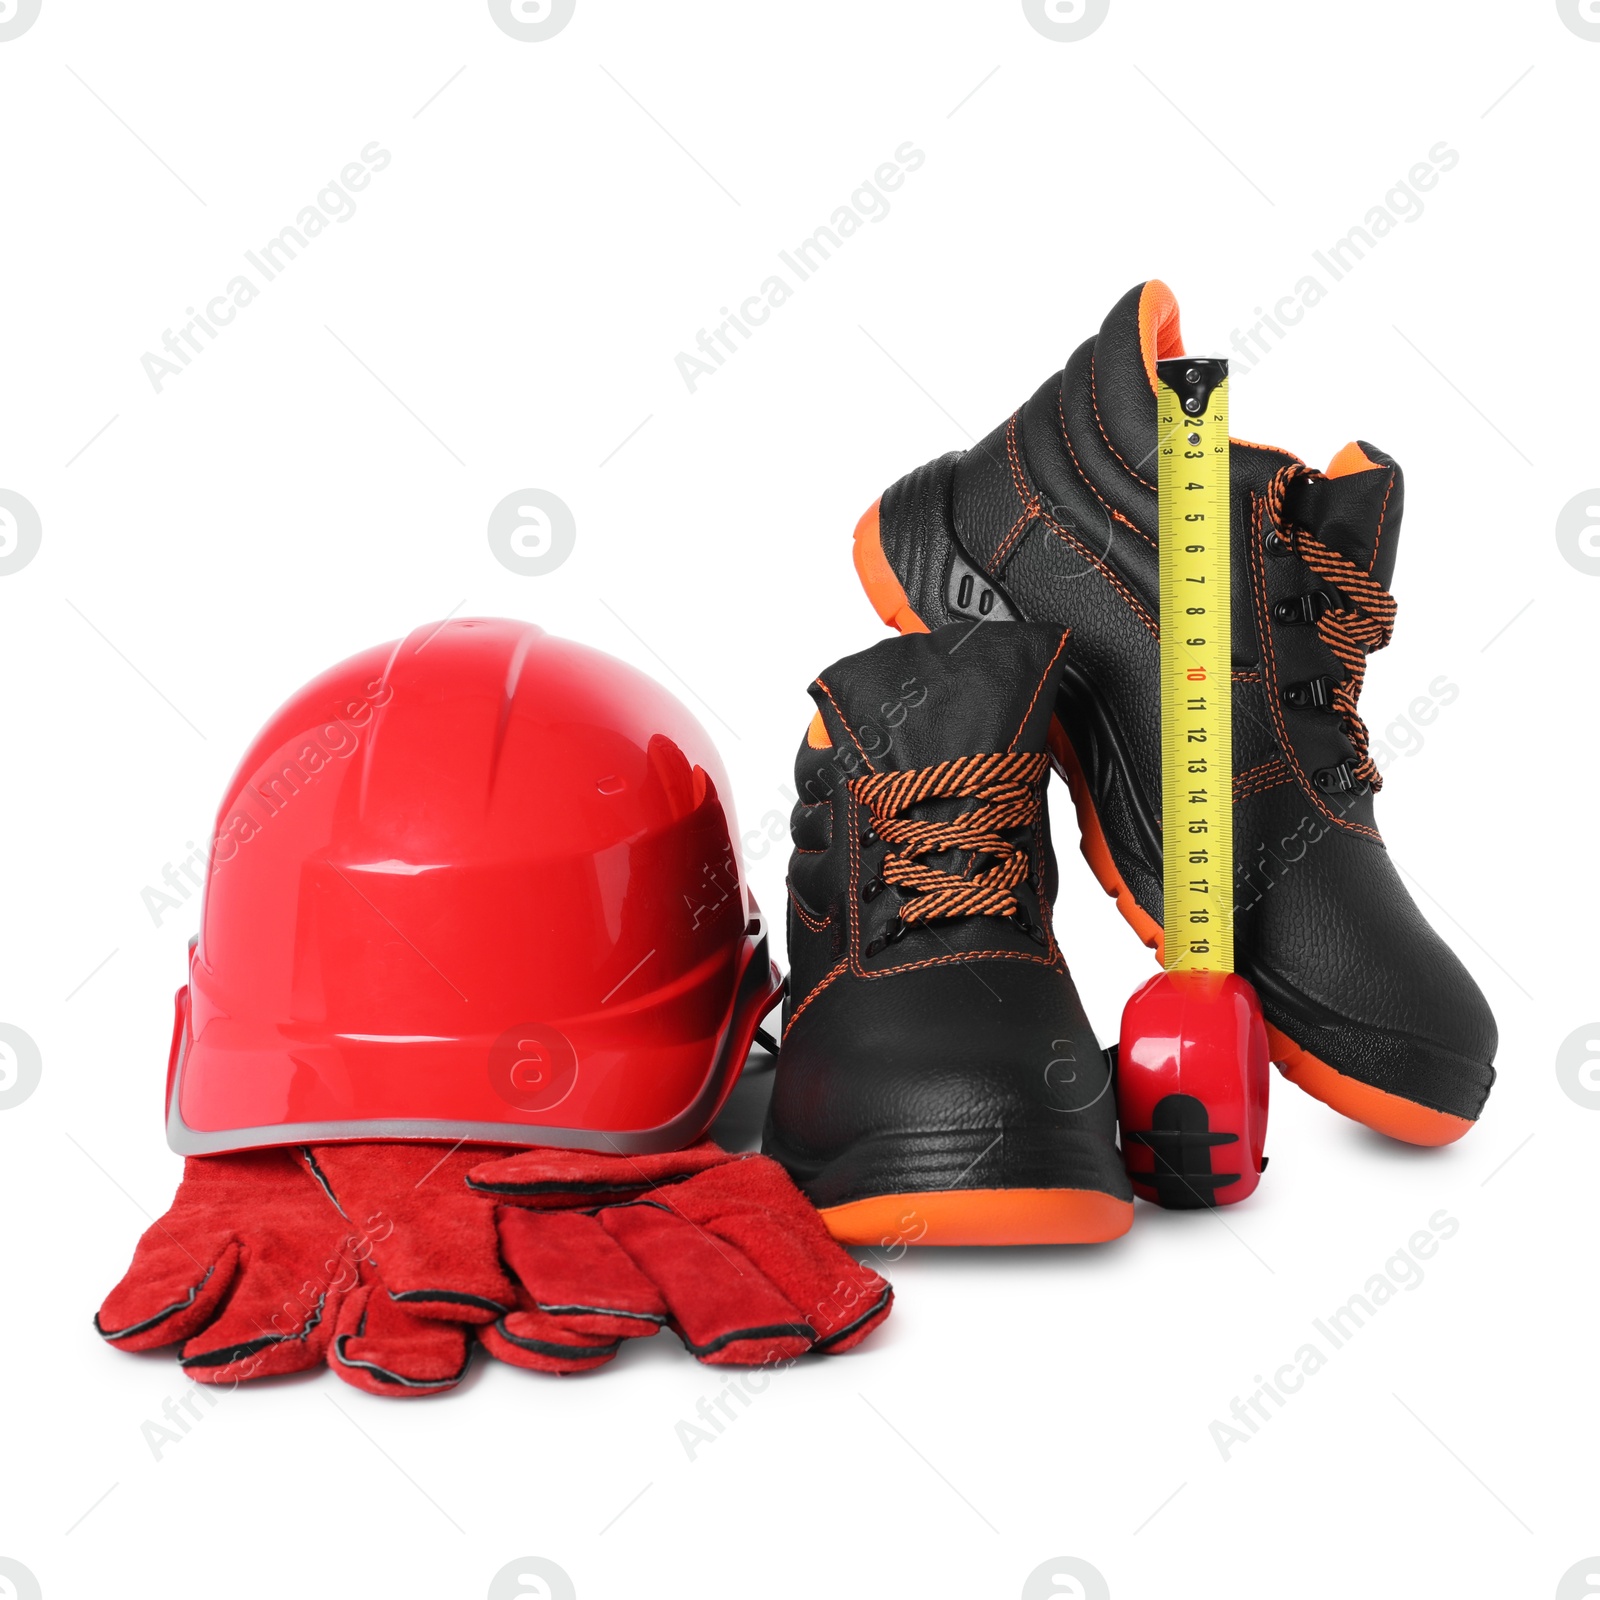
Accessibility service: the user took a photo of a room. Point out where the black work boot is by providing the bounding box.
[762,622,1133,1246]
[853,280,1496,1145]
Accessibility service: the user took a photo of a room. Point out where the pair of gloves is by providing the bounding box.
[96,1142,892,1396]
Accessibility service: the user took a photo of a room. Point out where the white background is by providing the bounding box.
[2,2,1597,1597]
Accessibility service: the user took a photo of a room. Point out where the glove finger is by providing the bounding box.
[302,1144,514,1323]
[96,1150,333,1357]
[660,1158,893,1355]
[97,1234,243,1352]
[466,1141,737,1209]
[600,1204,815,1367]
[496,1206,667,1341]
[479,1289,624,1375]
[329,1282,471,1398]
[178,1223,363,1386]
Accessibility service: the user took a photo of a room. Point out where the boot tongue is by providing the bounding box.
[1283,440,1405,591]
[809,623,1069,771]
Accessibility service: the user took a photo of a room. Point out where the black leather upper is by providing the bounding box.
[766,625,1130,1205]
[874,283,1497,1121]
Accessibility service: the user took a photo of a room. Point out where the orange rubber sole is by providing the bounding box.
[821,1187,1134,1248]
[853,499,929,634]
[852,498,1475,1149]
[1269,1028,1471,1146]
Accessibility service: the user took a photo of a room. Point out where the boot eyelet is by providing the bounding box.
[859,824,877,848]
[1274,591,1331,626]
[860,877,886,903]
[1263,530,1290,556]
[1312,760,1367,795]
[863,916,909,958]
[1283,675,1336,710]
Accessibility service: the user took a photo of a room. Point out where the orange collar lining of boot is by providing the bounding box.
[1138,279,1185,390]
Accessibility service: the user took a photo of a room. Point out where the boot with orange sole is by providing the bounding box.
[763,623,1133,1246]
[853,281,1496,1146]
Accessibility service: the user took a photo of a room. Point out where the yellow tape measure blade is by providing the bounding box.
[1156,357,1233,976]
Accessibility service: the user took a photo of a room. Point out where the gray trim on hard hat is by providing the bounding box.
[166,920,782,1157]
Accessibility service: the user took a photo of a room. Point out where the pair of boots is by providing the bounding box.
[762,282,1498,1247]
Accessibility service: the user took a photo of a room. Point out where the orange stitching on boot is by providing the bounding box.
[1008,631,1071,752]
[787,959,848,1025]
[787,884,832,932]
[1234,756,1293,801]
[855,946,1060,980]
[1366,464,1396,578]
[1087,356,1157,491]
[812,676,879,774]
[1057,389,1156,554]
[1038,502,1159,636]
[993,507,1034,570]
[1005,407,1158,634]
[990,415,1043,571]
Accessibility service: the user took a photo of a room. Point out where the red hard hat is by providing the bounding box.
[166,618,781,1155]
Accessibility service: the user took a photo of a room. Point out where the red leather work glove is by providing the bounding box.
[94,1148,482,1396]
[97,1141,892,1392]
[466,1142,893,1370]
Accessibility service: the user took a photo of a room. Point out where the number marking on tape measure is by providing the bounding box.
[1156,357,1233,976]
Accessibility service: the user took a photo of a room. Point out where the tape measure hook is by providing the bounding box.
[1157,356,1227,419]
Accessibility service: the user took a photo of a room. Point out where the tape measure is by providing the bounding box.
[1119,352,1268,1211]
[1155,357,1233,975]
